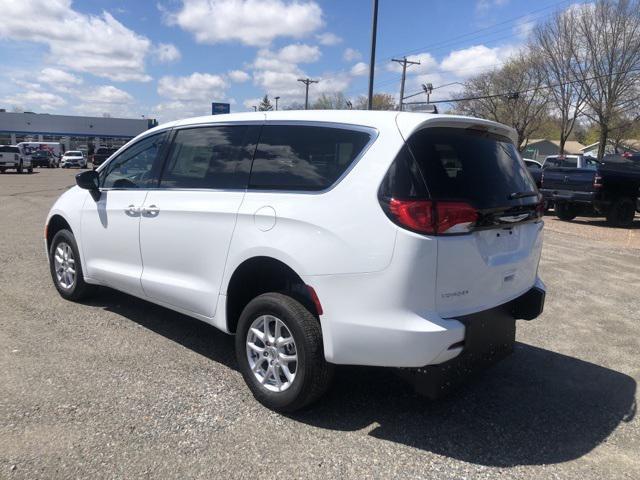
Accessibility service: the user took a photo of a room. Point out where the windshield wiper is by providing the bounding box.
[509,191,538,200]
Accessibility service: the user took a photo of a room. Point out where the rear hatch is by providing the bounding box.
[383,123,544,317]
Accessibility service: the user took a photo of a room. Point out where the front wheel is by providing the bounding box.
[49,229,95,301]
[235,293,333,412]
[17,161,23,174]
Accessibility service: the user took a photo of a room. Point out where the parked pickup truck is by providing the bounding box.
[540,154,640,226]
[91,147,119,169]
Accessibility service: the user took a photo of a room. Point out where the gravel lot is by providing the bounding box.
[1,168,638,479]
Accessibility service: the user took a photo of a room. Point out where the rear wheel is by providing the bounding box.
[0,167,5,174]
[235,293,333,412]
[17,161,23,174]
[555,203,577,221]
[49,229,95,301]
[606,197,636,227]
[27,165,33,173]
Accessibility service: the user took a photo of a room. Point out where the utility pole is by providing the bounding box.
[275,96,280,111]
[297,78,318,110]
[367,0,379,110]
[392,57,420,111]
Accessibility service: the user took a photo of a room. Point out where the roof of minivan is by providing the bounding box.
[149,110,518,144]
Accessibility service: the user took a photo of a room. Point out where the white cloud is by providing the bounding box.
[0,0,152,82]
[316,32,342,46]
[2,90,66,111]
[83,85,133,104]
[158,72,228,101]
[228,70,251,83]
[514,16,535,39]
[440,44,516,77]
[277,44,321,63]
[343,48,362,62]
[476,0,509,13]
[154,43,181,63]
[243,98,262,110]
[386,53,438,75]
[152,100,213,121]
[350,62,369,76]
[166,0,323,46]
[41,68,83,86]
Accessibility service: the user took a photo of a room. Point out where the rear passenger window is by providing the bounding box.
[249,125,371,191]
[160,126,259,189]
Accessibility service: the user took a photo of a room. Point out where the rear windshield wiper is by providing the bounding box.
[508,191,538,200]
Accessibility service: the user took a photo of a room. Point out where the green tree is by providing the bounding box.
[258,95,273,111]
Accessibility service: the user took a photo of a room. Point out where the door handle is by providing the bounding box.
[125,204,140,216]
[141,205,160,217]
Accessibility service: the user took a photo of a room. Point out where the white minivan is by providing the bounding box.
[45,111,545,411]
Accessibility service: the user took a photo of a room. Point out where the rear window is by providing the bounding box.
[65,151,82,156]
[405,127,537,209]
[249,125,371,191]
[0,146,19,153]
[545,156,578,168]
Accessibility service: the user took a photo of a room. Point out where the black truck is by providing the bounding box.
[540,154,640,226]
[91,146,119,169]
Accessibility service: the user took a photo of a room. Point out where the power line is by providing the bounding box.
[405,67,640,105]
[297,78,319,110]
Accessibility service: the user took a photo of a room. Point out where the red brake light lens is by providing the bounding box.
[593,173,603,189]
[388,199,478,235]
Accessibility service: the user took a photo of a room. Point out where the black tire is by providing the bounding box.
[49,229,95,301]
[0,168,5,174]
[235,292,333,412]
[606,197,636,227]
[17,161,23,174]
[555,203,577,221]
[27,165,33,173]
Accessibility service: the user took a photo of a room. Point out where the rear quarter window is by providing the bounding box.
[249,125,372,191]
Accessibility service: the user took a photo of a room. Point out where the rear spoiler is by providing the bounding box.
[396,114,518,145]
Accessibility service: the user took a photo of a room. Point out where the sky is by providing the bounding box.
[0,0,583,123]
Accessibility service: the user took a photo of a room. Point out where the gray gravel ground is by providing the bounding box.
[1,168,638,479]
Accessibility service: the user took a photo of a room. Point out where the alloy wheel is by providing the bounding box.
[246,315,298,392]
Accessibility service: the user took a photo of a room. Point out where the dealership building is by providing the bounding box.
[0,111,157,152]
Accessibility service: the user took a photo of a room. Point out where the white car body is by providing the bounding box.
[61,151,87,168]
[46,111,545,402]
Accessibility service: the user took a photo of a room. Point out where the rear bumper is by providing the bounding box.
[397,285,545,398]
[540,188,597,204]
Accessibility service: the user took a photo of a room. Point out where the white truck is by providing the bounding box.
[0,145,32,173]
[17,142,63,168]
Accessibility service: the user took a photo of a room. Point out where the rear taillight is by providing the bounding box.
[387,199,478,235]
[593,173,603,189]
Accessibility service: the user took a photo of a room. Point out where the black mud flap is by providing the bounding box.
[397,287,545,399]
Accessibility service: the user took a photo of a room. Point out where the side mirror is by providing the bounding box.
[76,170,101,200]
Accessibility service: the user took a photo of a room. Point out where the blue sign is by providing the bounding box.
[211,102,231,115]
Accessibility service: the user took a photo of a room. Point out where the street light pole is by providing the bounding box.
[367,0,379,110]
[275,96,280,111]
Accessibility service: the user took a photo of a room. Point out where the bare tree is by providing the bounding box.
[354,93,396,111]
[312,92,349,110]
[570,0,640,159]
[455,51,549,150]
[533,6,586,155]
